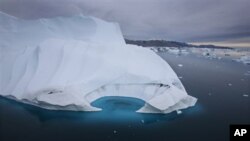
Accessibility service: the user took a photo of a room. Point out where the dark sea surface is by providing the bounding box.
[0,52,249,141]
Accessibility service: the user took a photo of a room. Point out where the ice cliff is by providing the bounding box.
[0,12,197,114]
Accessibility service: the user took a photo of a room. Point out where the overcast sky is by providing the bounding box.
[0,0,250,47]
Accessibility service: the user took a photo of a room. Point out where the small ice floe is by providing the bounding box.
[243,94,249,97]
[113,130,117,134]
[235,56,250,65]
[141,120,145,123]
[168,48,180,55]
[203,52,210,56]
[179,50,189,55]
[176,110,182,115]
[203,52,217,59]
[178,76,183,79]
[228,83,232,86]
[178,64,183,67]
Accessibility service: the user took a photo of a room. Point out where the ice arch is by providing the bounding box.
[0,12,197,114]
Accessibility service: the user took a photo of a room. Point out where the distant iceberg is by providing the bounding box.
[0,12,197,114]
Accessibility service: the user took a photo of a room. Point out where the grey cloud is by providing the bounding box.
[0,0,250,43]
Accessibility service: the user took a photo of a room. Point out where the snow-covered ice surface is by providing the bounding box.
[0,12,197,114]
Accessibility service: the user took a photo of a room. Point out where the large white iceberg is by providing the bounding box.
[0,12,197,114]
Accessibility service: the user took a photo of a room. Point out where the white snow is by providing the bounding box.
[0,12,197,114]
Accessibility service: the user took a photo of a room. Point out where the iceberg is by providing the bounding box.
[0,12,197,114]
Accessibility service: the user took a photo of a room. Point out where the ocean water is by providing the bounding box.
[0,52,249,141]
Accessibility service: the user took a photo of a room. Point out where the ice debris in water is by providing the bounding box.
[176,110,182,115]
[243,94,249,97]
[178,64,183,67]
[235,56,250,65]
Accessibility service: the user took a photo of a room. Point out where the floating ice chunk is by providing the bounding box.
[176,110,182,115]
[235,56,250,65]
[228,83,232,86]
[180,49,190,55]
[168,48,180,55]
[178,64,183,67]
[201,49,218,59]
[243,94,249,97]
[203,52,210,56]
